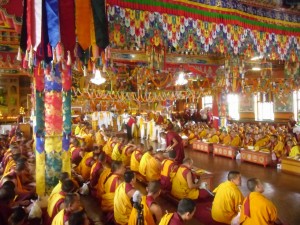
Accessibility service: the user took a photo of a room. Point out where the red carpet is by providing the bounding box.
[195,201,222,225]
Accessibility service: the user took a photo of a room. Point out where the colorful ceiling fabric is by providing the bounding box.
[107,0,300,61]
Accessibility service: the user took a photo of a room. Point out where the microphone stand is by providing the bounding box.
[134,202,144,225]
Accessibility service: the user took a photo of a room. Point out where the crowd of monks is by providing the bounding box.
[184,121,300,161]
[0,114,294,225]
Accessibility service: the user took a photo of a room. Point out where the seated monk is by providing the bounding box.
[158,198,196,225]
[121,141,137,167]
[130,144,144,173]
[68,209,90,225]
[240,178,282,225]
[96,161,112,199]
[51,193,82,225]
[264,135,284,161]
[103,137,117,162]
[1,144,20,175]
[76,146,101,181]
[187,130,198,145]
[230,131,241,147]
[47,179,77,224]
[101,161,125,214]
[69,138,84,166]
[212,171,244,224]
[222,131,231,145]
[139,147,161,182]
[242,133,254,148]
[111,138,125,161]
[198,127,208,139]
[0,158,35,200]
[286,139,300,158]
[50,172,80,199]
[208,128,219,143]
[95,125,108,147]
[171,158,202,200]
[89,152,106,196]
[160,151,178,192]
[254,133,270,150]
[114,171,137,225]
[129,181,163,225]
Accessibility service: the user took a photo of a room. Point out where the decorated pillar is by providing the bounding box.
[34,61,72,195]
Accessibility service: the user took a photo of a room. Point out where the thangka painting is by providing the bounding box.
[274,93,293,112]
[239,94,254,112]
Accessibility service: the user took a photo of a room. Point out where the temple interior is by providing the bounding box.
[1,0,300,225]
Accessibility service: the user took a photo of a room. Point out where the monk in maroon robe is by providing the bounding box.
[162,125,185,164]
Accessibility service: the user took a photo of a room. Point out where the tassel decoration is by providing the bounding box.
[17,47,22,61]
[53,48,57,64]
[83,66,87,77]
[24,50,29,61]
[67,51,72,65]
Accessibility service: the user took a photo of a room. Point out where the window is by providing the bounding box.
[227,94,239,120]
[202,96,212,109]
[254,93,274,121]
[293,90,300,121]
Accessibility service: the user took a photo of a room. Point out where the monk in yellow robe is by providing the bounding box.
[76,151,95,181]
[114,171,137,225]
[128,181,163,225]
[263,135,284,160]
[95,125,107,147]
[242,133,254,148]
[171,158,201,200]
[111,138,125,161]
[96,163,112,199]
[1,144,20,175]
[121,141,136,166]
[159,198,196,225]
[160,151,178,191]
[139,147,161,182]
[199,128,208,139]
[51,193,82,225]
[208,129,219,143]
[101,161,125,212]
[212,171,244,224]
[289,145,300,158]
[240,178,281,225]
[230,131,241,147]
[130,144,144,173]
[47,179,77,223]
[103,137,117,160]
[222,132,231,145]
[187,130,198,145]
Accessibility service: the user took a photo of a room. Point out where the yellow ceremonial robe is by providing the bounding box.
[158,213,174,225]
[139,152,161,182]
[47,192,65,218]
[223,135,231,145]
[114,182,133,225]
[240,192,277,225]
[95,131,105,146]
[111,143,122,161]
[289,145,300,158]
[130,150,142,172]
[96,167,111,198]
[76,152,94,181]
[208,135,219,143]
[171,165,199,200]
[273,141,284,158]
[3,159,16,175]
[254,137,269,148]
[121,145,132,166]
[101,174,121,212]
[51,209,65,225]
[128,196,156,225]
[199,130,207,139]
[231,135,241,147]
[49,181,62,198]
[74,125,81,136]
[211,181,244,224]
[188,133,197,144]
[103,138,113,157]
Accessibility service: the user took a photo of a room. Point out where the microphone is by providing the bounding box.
[132,190,142,210]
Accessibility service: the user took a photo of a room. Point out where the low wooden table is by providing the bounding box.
[281,157,300,176]
[193,168,214,191]
[192,141,213,154]
[240,149,272,167]
[213,144,238,159]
